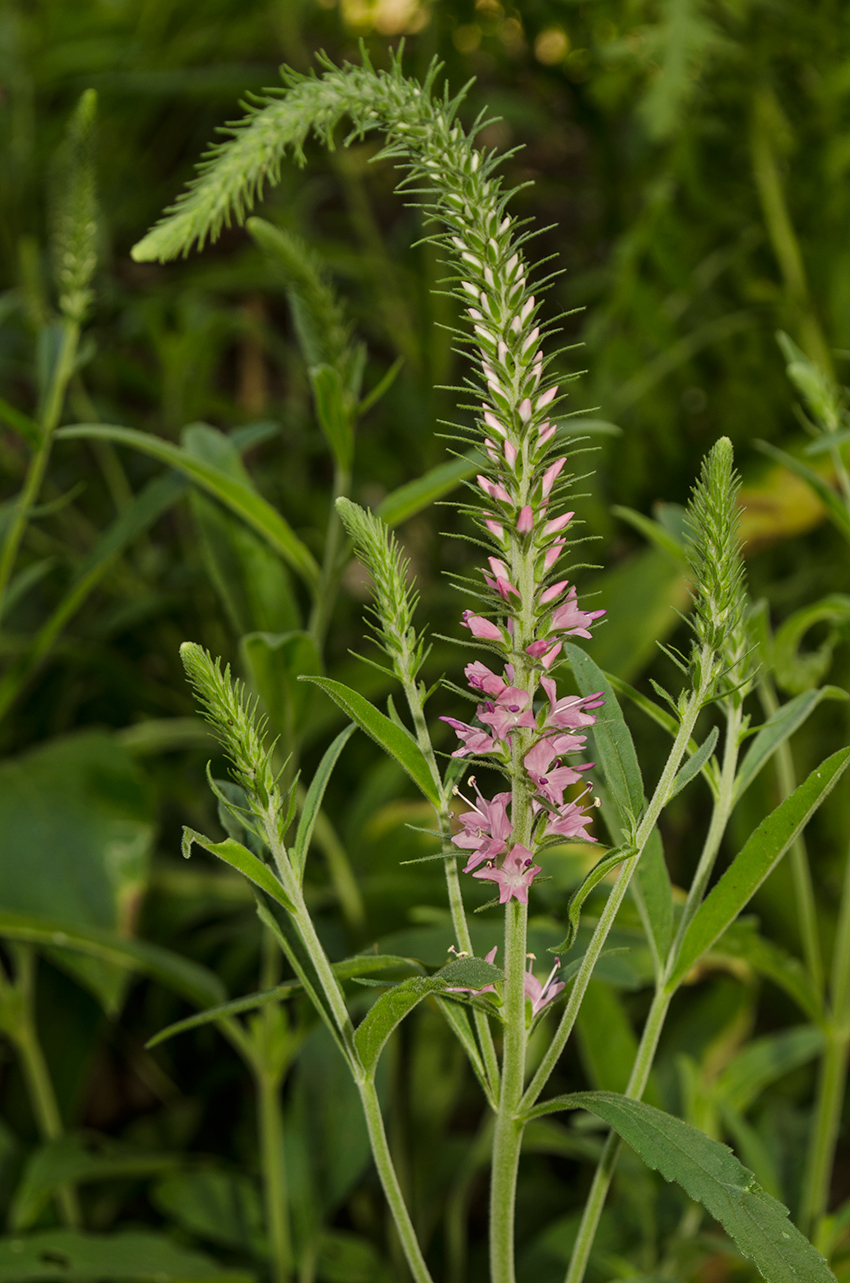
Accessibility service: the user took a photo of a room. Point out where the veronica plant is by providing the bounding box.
[133,51,850,1283]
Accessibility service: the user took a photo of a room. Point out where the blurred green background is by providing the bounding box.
[2,2,850,1281]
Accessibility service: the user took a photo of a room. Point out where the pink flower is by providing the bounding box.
[524,738,586,806]
[478,475,512,504]
[465,661,507,697]
[540,641,562,668]
[538,422,556,446]
[539,579,570,606]
[541,456,566,499]
[440,717,500,758]
[550,587,606,638]
[525,960,565,1015]
[452,785,513,871]
[543,512,573,538]
[485,518,505,540]
[485,557,520,602]
[478,686,537,740]
[540,677,604,730]
[517,505,534,534]
[462,612,504,642]
[473,844,541,904]
[544,799,596,842]
[543,539,566,572]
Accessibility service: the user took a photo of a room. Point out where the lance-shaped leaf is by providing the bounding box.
[548,847,631,955]
[309,364,354,472]
[756,440,850,544]
[669,746,850,990]
[0,910,223,1010]
[10,1137,178,1233]
[55,423,319,587]
[668,725,719,802]
[300,676,440,806]
[734,687,847,805]
[354,956,504,1078]
[0,1229,252,1282]
[376,450,482,528]
[707,920,823,1023]
[182,828,296,915]
[147,953,421,1049]
[293,724,356,880]
[565,643,644,825]
[525,1091,834,1283]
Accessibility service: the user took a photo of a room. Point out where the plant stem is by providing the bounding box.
[358,1078,435,1283]
[489,899,528,1283]
[258,1066,292,1282]
[671,702,742,952]
[522,683,707,1113]
[0,319,79,619]
[564,700,742,1283]
[800,831,850,1234]
[564,986,672,1283]
[759,677,823,992]
[12,947,80,1228]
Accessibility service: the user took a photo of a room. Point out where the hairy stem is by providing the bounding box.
[358,1078,435,1283]
[490,899,528,1283]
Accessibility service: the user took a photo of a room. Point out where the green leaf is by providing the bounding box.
[183,424,300,636]
[526,1091,835,1283]
[612,504,688,562]
[668,725,719,801]
[434,997,491,1101]
[10,1136,178,1232]
[293,725,357,880]
[565,643,644,823]
[734,687,848,804]
[0,910,224,1010]
[707,920,823,1023]
[669,747,850,989]
[182,828,296,915]
[0,395,40,449]
[575,982,641,1095]
[152,1170,264,1255]
[548,847,631,955]
[0,1229,252,1281]
[579,549,690,682]
[714,1026,823,1115]
[146,981,302,1049]
[756,440,850,544]
[376,450,483,528]
[0,731,156,1013]
[315,1230,391,1283]
[240,630,320,748]
[633,826,674,969]
[147,954,419,1049]
[772,596,850,695]
[309,364,354,471]
[354,956,503,1077]
[300,676,440,806]
[55,423,319,587]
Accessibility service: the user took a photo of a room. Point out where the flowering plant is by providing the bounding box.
[122,49,849,1283]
